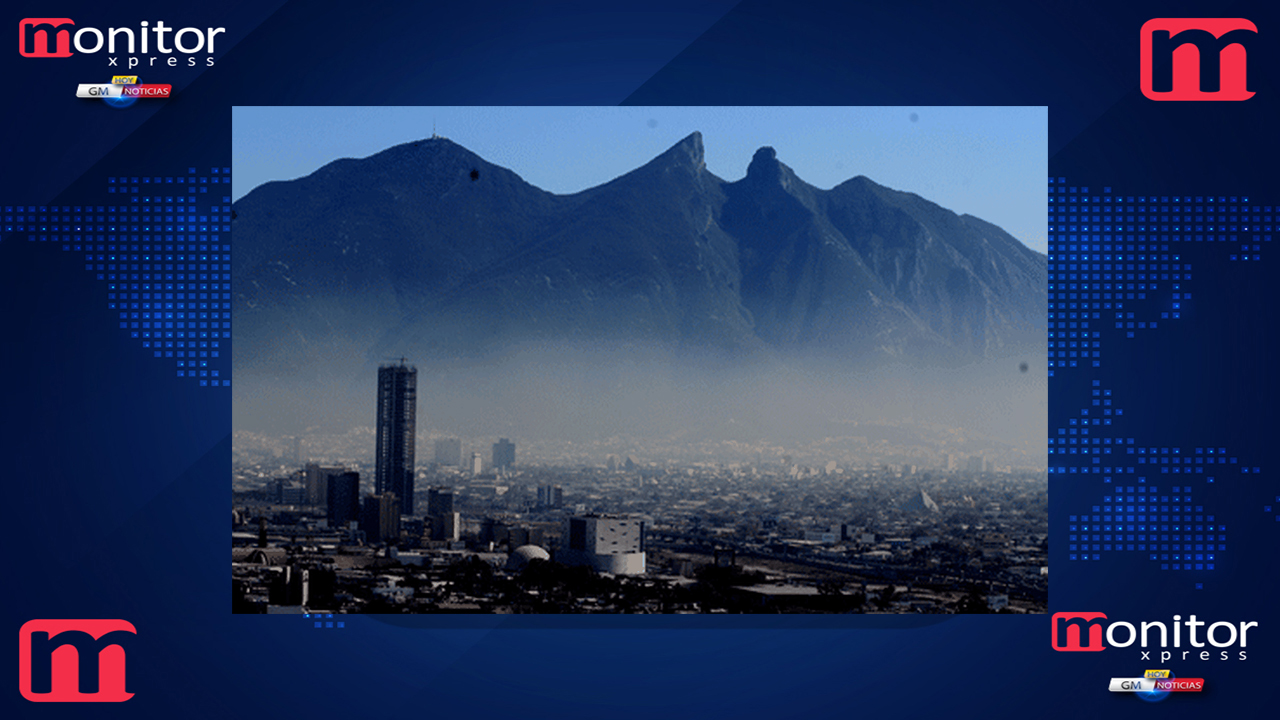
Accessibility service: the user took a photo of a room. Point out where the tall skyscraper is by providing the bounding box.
[376,362,417,514]
[492,437,515,470]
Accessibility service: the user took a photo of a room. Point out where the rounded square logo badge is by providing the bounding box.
[18,619,137,702]
[1140,18,1257,101]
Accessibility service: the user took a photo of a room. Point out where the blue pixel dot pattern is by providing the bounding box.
[1,167,232,387]
[305,614,343,628]
[1048,177,1272,589]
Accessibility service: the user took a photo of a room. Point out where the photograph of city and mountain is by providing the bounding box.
[232,107,1047,614]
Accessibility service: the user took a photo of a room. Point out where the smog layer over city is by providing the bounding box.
[232,107,1048,615]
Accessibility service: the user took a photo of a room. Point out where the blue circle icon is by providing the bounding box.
[103,93,137,109]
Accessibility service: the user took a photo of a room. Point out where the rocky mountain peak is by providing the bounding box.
[746,146,780,178]
[656,131,706,170]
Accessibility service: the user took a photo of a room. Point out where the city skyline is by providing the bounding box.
[234,367,1044,615]
[232,107,1046,615]
[234,450,1046,614]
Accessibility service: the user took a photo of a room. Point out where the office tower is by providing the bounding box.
[492,438,515,470]
[376,362,417,514]
[433,438,462,466]
[427,487,454,517]
[304,463,347,507]
[471,452,483,475]
[327,471,361,529]
[361,493,401,545]
[537,484,563,509]
[426,511,460,542]
[426,486,458,541]
[378,493,401,544]
[560,513,646,575]
[507,526,543,548]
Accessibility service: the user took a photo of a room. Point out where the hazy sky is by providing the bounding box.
[233,106,1047,252]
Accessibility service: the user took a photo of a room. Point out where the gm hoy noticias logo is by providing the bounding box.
[1052,612,1258,662]
[19,18,224,68]
[77,75,172,108]
[18,620,137,702]
[1109,670,1205,703]
[1141,18,1258,100]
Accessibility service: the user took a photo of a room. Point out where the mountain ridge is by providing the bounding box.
[233,133,1045,374]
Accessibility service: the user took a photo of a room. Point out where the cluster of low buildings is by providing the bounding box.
[233,453,1046,614]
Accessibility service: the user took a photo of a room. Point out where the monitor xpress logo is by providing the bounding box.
[1052,612,1257,661]
[19,18,223,67]
[1141,18,1257,100]
[18,620,137,702]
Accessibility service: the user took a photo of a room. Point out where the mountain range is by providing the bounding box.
[232,132,1046,449]
[233,131,1045,375]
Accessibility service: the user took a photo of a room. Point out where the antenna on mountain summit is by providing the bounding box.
[432,118,438,139]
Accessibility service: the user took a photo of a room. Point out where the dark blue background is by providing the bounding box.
[3,1,1276,717]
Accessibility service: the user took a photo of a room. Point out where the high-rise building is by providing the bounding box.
[537,484,563,509]
[304,463,348,507]
[361,493,401,545]
[376,362,417,513]
[429,512,460,542]
[433,438,462,466]
[378,493,401,544]
[427,487,454,517]
[470,452,483,475]
[492,438,515,470]
[327,471,361,529]
[425,486,458,541]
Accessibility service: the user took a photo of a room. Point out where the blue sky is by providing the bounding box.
[233,106,1046,252]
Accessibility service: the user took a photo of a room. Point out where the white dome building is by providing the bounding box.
[505,544,551,572]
